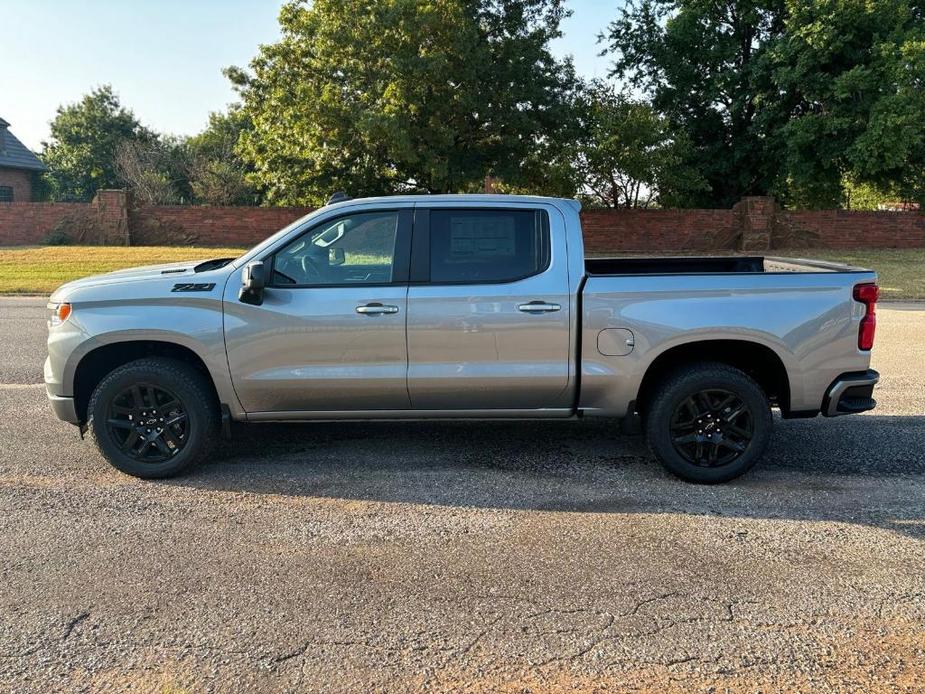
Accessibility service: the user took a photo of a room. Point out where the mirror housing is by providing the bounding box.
[239,261,266,305]
[329,247,346,266]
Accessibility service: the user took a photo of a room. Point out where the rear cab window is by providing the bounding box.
[416,208,550,284]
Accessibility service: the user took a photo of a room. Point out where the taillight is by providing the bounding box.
[853,283,878,350]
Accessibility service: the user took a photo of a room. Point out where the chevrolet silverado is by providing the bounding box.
[45,195,880,483]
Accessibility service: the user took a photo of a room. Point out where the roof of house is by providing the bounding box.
[0,117,46,172]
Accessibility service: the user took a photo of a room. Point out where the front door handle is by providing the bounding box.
[518,301,561,314]
[356,303,399,315]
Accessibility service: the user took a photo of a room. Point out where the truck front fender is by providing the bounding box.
[49,299,243,420]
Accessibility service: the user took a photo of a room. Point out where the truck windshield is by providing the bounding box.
[233,207,332,267]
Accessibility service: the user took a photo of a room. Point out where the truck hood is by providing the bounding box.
[50,259,227,301]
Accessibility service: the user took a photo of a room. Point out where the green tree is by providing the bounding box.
[572,84,706,208]
[41,86,153,201]
[842,177,899,211]
[604,1,788,208]
[604,0,925,209]
[770,0,925,207]
[114,135,194,205]
[227,0,578,205]
[186,108,262,206]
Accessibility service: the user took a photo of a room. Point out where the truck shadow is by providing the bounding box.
[175,414,925,540]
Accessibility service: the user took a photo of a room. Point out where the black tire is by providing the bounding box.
[87,358,219,479]
[645,361,772,484]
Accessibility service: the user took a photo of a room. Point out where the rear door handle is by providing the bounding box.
[356,303,399,315]
[518,301,561,314]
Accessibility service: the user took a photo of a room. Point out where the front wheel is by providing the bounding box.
[87,358,219,479]
[645,362,772,484]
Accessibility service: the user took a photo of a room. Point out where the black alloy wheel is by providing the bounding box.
[645,362,772,484]
[669,389,754,467]
[87,357,219,479]
[106,383,189,462]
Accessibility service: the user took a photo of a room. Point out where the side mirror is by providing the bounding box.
[239,261,266,305]
[329,247,346,266]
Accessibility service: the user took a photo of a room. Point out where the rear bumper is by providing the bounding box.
[822,369,879,417]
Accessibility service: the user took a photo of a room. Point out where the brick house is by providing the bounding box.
[0,117,46,202]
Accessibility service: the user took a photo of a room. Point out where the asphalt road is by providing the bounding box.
[0,297,923,693]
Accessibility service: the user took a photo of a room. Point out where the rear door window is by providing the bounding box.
[427,209,550,283]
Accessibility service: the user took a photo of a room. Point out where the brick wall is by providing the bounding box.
[580,208,739,253]
[781,210,925,249]
[0,169,33,203]
[0,201,89,245]
[0,190,130,245]
[130,204,313,246]
[1,190,924,250]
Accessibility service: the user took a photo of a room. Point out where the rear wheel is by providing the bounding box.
[645,362,772,483]
[87,358,219,478]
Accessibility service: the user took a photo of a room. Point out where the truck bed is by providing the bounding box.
[578,255,877,418]
[585,256,869,276]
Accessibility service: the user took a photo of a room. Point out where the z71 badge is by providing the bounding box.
[171,282,216,292]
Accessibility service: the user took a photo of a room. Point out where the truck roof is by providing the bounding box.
[323,193,582,212]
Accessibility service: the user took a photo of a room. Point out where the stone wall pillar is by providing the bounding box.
[91,189,131,244]
[733,196,777,251]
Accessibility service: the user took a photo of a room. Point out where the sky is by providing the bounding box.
[0,0,615,152]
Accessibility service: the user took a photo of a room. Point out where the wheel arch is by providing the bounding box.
[633,339,793,417]
[71,339,224,423]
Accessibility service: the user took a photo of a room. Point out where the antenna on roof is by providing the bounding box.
[327,191,351,205]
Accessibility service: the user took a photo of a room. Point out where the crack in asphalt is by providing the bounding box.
[0,609,92,659]
[457,615,504,658]
[622,592,681,617]
[62,611,90,640]
[523,595,760,667]
[270,637,378,666]
[0,589,792,674]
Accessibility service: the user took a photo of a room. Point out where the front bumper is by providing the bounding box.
[45,323,83,425]
[822,369,879,417]
[47,387,80,424]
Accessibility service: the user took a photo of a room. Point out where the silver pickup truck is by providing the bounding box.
[45,194,880,483]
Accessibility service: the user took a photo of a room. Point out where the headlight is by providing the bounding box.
[47,302,72,327]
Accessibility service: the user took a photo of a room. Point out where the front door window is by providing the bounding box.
[271,211,399,287]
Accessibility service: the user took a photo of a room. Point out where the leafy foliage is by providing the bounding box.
[185,109,262,206]
[41,86,154,202]
[36,1,924,211]
[770,0,925,207]
[40,85,260,206]
[571,83,706,208]
[842,177,899,211]
[227,0,578,205]
[604,0,925,208]
[115,137,192,205]
[42,229,73,246]
[605,0,788,207]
